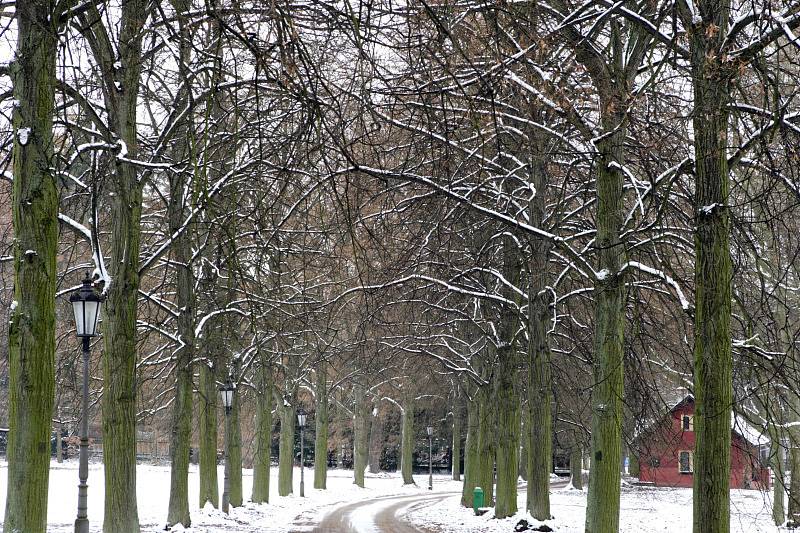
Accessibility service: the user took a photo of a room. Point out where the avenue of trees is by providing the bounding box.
[1,1,800,533]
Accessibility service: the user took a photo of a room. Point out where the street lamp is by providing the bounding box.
[70,273,102,533]
[298,408,307,497]
[219,379,235,514]
[427,426,434,490]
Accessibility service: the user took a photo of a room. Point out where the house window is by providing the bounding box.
[682,415,694,432]
[679,451,693,473]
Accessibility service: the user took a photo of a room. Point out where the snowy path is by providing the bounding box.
[306,490,459,532]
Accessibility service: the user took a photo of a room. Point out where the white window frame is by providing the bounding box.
[678,450,693,473]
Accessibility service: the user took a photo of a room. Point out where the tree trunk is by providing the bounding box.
[368,411,383,474]
[570,437,583,490]
[769,424,785,526]
[229,362,243,507]
[79,2,149,530]
[477,382,496,506]
[789,436,800,526]
[461,395,480,507]
[629,452,639,479]
[314,363,329,489]
[3,4,59,532]
[584,96,627,533]
[166,5,195,524]
[198,362,219,508]
[278,400,296,496]
[353,384,371,487]
[494,346,520,518]
[452,396,462,481]
[252,360,273,503]
[401,397,416,485]
[519,410,528,482]
[688,4,733,532]
[527,290,553,519]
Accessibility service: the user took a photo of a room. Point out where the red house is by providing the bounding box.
[635,395,770,489]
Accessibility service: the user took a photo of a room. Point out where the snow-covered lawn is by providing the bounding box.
[0,459,455,532]
[404,482,779,532]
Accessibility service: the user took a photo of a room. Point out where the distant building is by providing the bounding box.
[635,395,770,490]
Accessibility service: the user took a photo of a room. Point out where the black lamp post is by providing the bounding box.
[219,379,235,514]
[427,426,434,490]
[298,408,307,497]
[70,273,102,533]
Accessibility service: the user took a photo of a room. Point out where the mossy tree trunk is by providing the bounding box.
[585,94,627,533]
[461,394,480,507]
[686,3,733,531]
[3,3,59,531]
[229,360,243,507]
[314,362,329,489]
[79,3,149,530]
[278,398,297,496]
[353,383,371,487]
[519,410,528,482]
[477,380,496,506]
[526,149,553,518]
[252,359,273,503]
[789,432,800,526]
[494,346,520,518]
[198,360,219,508]
[166,1,195,525]
[452,393,462,481]
[401,396,415,485]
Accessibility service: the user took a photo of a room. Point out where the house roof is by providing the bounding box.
[668,394,769,447]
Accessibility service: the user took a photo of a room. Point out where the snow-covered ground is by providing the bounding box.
[0,459,456,532]
[403,482,780,532]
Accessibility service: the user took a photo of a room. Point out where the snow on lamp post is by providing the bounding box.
[298,408,307,497]
[219,378,235,514]
[427,426,434,491]
[70,273,102,533]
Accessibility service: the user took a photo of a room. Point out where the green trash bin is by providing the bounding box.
[473,486,484,515]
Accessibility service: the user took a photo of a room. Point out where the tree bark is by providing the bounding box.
[229,361,243,507]
[584,92,627,533]
[314,362,329,489]
[353,383,371,487]
[461,395,480,507]
[198,362,219,508]
[570,442,583,490]
[494,344,520,518]
[278,399,296,496]
[452,395,462,481]
[688,4,734,532]
[3,3,59,531]
[401,397,416,485]
[166,3,195,525]
[368,410,383,474]
[93,0,149,526]
[252,360,273,503]
[477,381,496,506]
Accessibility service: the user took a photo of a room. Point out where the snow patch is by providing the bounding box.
[17,127,30,146]
[596,268,610,281]
[699,203,722,215]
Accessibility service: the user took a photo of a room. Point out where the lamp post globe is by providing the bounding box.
[71,273,102,533]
